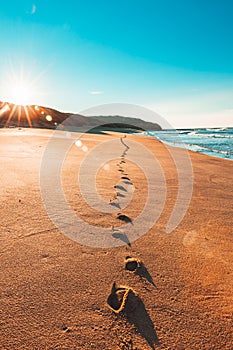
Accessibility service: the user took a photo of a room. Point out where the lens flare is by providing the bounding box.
[46,115,52,122]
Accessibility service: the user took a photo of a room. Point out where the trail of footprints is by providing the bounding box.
[109,136,134,228]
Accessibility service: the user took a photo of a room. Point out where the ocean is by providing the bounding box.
[143,127,233,161]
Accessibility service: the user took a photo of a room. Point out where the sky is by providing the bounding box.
[0,0,233,128]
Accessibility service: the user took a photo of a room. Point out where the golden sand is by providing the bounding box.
[1,128,232,349]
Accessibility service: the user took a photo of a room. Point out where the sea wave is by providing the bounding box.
[144,127,233,160]
[187,132,233,139]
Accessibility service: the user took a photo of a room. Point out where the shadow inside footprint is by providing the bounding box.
[122,180,133,185]
[116,192,125,198]
[125,258,138,271]
[107,283,138,313]
[121,176,131,181]
[109,202,121,209]
[114,185,127,192]
[117,214,133,224]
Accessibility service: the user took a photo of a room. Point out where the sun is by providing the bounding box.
[1,62,49,127]
[3,62,45,107]
[3,76,35,127]
[8,83,32,106]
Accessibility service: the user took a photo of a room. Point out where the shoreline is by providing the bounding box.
[138,128,233,162]
[1,126,233,162]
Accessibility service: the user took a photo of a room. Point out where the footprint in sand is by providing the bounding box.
[121,176,131,181]
[124,256,140,271]
[116,192,125,198]
[107,282,139,314]
[107,282,158,347]
[117,214,133,224]
[114,185,127,192]
[124,256,157,287]
[109,201,121,209]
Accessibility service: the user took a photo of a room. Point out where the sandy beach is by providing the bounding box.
[1,128,232,349]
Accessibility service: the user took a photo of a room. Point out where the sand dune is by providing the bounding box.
[1,128,232,349]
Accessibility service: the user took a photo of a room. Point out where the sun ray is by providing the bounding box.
[28,65,51,87]
[17,105,22,127]
[4,104,17,127]
[27,105,38,120]
[23,106,32,127]
[4,60,47,106]
[0,103,10,116]
[27,105,37,116]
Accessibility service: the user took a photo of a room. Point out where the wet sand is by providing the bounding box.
[0,128,232,349]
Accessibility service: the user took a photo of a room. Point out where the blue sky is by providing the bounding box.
[0,0,233,127]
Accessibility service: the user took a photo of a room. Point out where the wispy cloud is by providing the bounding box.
[31,4,36,15]
[89,91,104,95]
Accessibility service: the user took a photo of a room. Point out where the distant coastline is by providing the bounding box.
[0,101,162,132]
